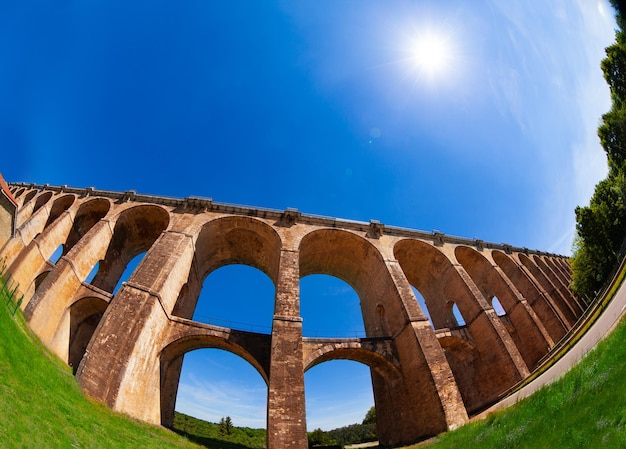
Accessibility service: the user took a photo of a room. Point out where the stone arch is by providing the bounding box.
[43,195,75,230]
[304,344,401,378]
[394,239,525,413]
[540,255,569,286]
[5,197,109,309]
[159,331,270,426]
[172,216,282,319]
[22,190,39,206]
[304,343,403,441]
[67,296,109,373]
[518,253,577,326]
[15,191,53,229]
[492,251,567,342]
[394,240,479,330]
[299,229,405,337]
[89,205,170,294]
[532,254,583,315]
[300,230,460,443]
[33,270,51,293]
[13,187,25,199]
[63,198,111,256]
[448,301,466,327]
[455,246,551,369]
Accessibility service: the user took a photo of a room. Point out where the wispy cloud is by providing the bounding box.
[176,371,267,428]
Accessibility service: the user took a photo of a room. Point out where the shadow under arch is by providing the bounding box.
[492,250,567,342]
[394,239,524,413]
[172,215,282,320]
[394,239,478,330]
[43,194,76,230]
[15,191,53,229]
[13,187,25,199]
[518,253,577,326]
[63,198,111,256]
[68,296,109,373]
[455,245,551,369]
[304,342,401,378]
[89,204,170,294]
[22,190,41,207]
[159,330,271,427]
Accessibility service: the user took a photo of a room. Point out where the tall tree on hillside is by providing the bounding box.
[571,3,626,298]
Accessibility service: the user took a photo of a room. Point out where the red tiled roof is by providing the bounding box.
[0,173,18,208]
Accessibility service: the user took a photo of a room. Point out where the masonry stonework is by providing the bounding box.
[1,183,583,448]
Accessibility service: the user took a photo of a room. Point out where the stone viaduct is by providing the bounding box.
[0,183,584,448]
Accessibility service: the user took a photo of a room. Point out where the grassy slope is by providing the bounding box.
[417,315,626,449]
[0,291,203,449]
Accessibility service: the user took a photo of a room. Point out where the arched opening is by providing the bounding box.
[190,264,275,332]
[300,274,365,337]
[492,250,567,342]
[172,216,282,323]
[450,302,466,326]
[174,348,268,430]
[492,296,506,316]
[63,198,110,256]
[68,297,108,373]
[112,251,145,295]
[395,240,526,412]
[22,190,39,206]
[164,265,274,434]
[42,195,75,230]
[85,261,100,285]
[34,270,49,289]
[304,360,375,437]
[89,205,169,294]
[411,285,433,329]
[49,244,64,264]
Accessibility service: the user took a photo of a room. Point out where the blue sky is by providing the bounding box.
[0,0,618,431]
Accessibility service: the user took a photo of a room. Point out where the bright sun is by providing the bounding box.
[409,30,454,78]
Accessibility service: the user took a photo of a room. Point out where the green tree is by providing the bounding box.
[572,173,626,297]
[308,428,334,447]
[571,4,626,299]
[362,406,376,425]
[219,416,233,436]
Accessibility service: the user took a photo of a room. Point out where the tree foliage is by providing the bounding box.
[362,406,376,425]
[307,407,378,448]
[571,4,626,298]
[219,416,233,436]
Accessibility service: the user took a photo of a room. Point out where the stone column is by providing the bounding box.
[7,209,74,302]
[25,219,114,348]
[267,248,308,449]
[383,260,468,442]
[76,230,195,425]
[0,200,52,267]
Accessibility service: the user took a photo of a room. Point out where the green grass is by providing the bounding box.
[414,314,626,449]
[0,285,205,449]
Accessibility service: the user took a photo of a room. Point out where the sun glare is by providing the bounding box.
[409,31,454,78]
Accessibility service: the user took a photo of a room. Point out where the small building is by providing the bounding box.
[0,173,17,251]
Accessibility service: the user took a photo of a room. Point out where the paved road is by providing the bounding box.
[476,275,626,418]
